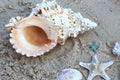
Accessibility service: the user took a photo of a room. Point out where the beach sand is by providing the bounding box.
[0,0,120,80]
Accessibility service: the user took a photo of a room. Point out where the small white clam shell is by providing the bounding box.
[58,68,83,80]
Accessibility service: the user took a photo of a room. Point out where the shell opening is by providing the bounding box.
[23,26,52,46]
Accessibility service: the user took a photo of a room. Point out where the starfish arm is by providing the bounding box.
[79,62,91,70]
[100,71,111,80]
[102,61,114,70]
[92,55,99,63]
[87,72,96,80]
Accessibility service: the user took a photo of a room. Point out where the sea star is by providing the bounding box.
[89,41,99,53]
[79,55,114,80]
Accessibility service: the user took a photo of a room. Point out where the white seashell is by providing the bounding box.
[58,68,83,80]
[5,0,97,57]
[8,16,58,57]
[5,16,23,30]
[30,0,97,45]
[113,42,120,56]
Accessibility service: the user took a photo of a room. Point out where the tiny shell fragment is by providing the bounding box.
[113,42,120,56]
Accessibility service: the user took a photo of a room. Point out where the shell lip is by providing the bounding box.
[10,16,58,57]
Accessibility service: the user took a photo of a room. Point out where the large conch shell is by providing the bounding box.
[30,0,97,45]
[5,0,97,57]
[6,16,58,57]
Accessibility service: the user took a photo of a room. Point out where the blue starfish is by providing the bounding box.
[89,41,99,53]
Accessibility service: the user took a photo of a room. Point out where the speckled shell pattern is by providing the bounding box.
[5,0,97,57]
[30,0,97,45]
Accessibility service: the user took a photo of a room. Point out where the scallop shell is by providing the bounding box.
[8,16,58,57]
[58,68,83,80]
[30,0,97,45]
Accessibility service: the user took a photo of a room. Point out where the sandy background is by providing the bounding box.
[0,0,120,80]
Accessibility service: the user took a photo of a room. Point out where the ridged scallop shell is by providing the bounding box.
[7,16,58,57]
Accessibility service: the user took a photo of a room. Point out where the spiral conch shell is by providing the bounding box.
[5,0,97,57]
[30,0,98,45]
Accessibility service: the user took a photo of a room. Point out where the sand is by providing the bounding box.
[0,0,120,80]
